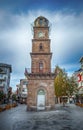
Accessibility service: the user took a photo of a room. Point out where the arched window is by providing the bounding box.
[39,61,43,72]
[39,18,43,25]
[39,43,43,50]
[38,89,45,95]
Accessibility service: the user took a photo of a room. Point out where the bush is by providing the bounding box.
[0,91,5,103]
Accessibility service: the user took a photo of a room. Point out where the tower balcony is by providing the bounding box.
[25,68,55,73]
[25,68,56,79]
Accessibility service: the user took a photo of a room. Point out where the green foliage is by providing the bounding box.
[67,76,78,96]
[12,94,17,101]
[54,66,78,98]
[0,91,5,101]
[54,66,68,97]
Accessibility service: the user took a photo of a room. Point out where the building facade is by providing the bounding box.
[25,16,56,111]
[74,57,83,103]
[16,79,28,103]
[0,63,12,94]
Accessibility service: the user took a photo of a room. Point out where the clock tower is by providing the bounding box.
[25,16,56,111]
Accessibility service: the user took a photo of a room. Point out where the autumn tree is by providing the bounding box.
[54,66,78,104]
[67,76,78,97]
[54,66,68,104]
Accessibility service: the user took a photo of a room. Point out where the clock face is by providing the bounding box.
[38,31,45,38]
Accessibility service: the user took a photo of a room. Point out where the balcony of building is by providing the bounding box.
[0,76,6,81]
[25,68,56,79]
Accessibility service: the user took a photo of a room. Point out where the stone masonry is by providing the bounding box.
[25,16,56,111]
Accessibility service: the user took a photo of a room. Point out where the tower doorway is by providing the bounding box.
[37,89,45,110]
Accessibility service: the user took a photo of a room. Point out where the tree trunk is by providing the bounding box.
[58,97,60,104]
[62,98,65,106]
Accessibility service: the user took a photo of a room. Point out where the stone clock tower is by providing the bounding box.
[25,16,56,111]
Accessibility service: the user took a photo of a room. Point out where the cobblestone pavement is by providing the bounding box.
[0,104,83,130]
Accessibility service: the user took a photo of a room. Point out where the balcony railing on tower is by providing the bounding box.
[25,68,55,75]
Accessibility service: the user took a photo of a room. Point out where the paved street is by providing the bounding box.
[0,104,83,130]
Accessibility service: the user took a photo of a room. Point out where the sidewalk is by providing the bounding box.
[0,102,18,112]
[55,103,77,108]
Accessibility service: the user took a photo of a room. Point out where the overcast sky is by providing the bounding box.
[0,0,83,91]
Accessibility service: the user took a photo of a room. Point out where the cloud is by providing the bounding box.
[0,9,83,90]
[10,73,25,91]
[51,12,83,63]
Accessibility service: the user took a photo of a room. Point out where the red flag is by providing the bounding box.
[77,74,82,82]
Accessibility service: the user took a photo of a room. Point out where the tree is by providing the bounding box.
[12,94,17,101]
[54,66,68,104]
[0,91,5,104]
[67,76,78,97]
[7,87,12,103]
[54,66,78,105]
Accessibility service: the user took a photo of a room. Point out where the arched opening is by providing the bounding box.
[39,18,43,25]
[39,43,43,50]
[39,61,43,73]
[37,89,45,110]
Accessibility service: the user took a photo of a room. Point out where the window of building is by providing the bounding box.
[22,89,25,92]
[39,43,43,50]
[39,63,43,69]
[39,62,43,72]
[0,74,3,77]
[39,19,43,25]
[0,81,2,84]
